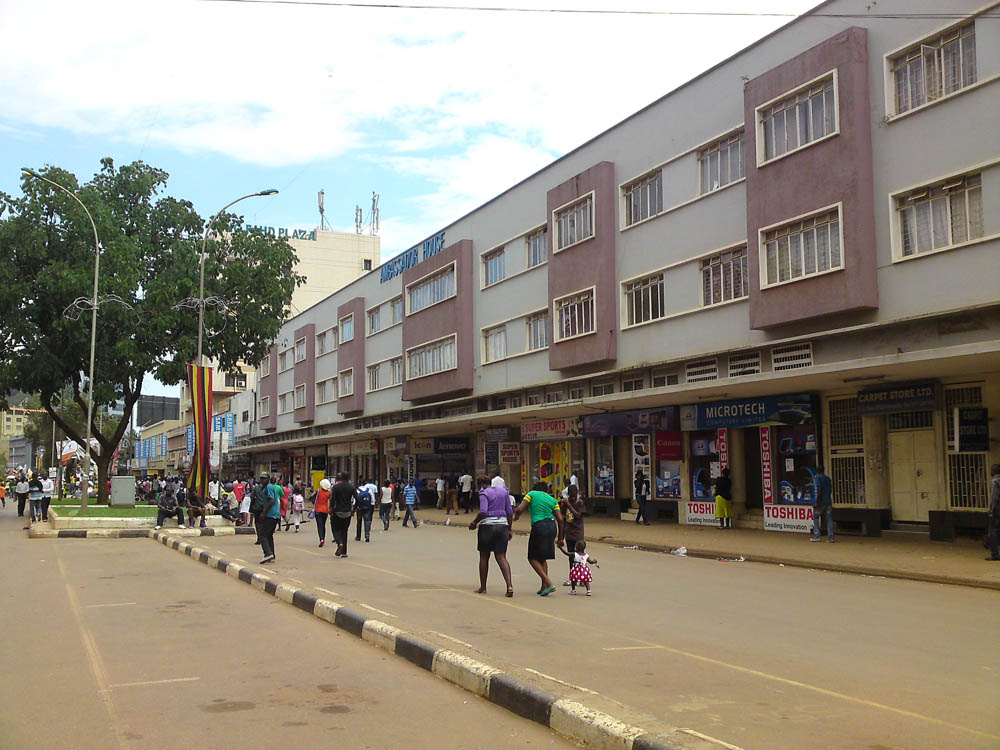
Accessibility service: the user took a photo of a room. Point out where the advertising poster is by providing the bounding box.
[762,426,812,533]
[685,498,718,526]
[592,437,614,498]
[632,434,651,499]
[499,442,521,464]
[552,441,569,498]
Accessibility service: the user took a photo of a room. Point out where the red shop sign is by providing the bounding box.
[655,430,682,460]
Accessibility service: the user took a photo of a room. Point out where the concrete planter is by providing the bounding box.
[49,508,234,530]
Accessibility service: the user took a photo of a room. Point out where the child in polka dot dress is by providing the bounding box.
[560,540,599,595]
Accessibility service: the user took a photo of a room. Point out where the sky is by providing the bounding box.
[0,0,821,397]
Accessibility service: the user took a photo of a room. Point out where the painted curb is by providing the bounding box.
[150,530,708,750]
[419,520,1000,593]
[28,526,254,540]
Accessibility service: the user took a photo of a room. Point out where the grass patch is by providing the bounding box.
[53,506,159,518]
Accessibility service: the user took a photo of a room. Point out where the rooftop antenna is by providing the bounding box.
[317,190,329,231]
[355,205,363,234]
[370,191,380,235]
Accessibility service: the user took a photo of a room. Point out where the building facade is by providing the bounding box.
[245,0,1000,539]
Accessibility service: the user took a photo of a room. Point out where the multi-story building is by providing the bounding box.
[283,229,381,317]
[131,418,182,477]
[246,0,1000,541]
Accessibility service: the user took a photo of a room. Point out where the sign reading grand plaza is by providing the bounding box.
[248,0,1000,543]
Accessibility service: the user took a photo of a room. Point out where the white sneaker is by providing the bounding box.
[154,525,162,530]
[178,524,186,529]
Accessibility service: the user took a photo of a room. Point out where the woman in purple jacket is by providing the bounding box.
[468,475,514,597]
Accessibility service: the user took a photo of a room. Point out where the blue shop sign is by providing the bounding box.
[186,425,195,453]
[680,394,814,431]
[380,230,446,283]
[857,381,938,415]
[582,407,677,437]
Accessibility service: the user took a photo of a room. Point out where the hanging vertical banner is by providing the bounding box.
[760,426,773,505]
[186,364,213,499]
[717,428,729,470]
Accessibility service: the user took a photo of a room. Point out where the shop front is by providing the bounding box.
[384,436,410,483]
[680,394,819,532]
[350,439,380,483]
[582,407,680,518]
[412,436,473,483]
[306,445,327,490]
[328,442,351,477]
[520,417,584,501]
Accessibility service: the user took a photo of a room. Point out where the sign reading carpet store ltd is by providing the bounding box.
[857,381,937,415]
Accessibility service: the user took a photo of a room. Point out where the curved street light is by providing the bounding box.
[21,168,101,511]
[197,189,279,363]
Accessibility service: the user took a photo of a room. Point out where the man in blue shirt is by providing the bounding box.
[402,478,420,528]
[810,465,834,543]
[259,476,283,563]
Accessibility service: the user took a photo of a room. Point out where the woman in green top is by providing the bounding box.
[513,482,565,596]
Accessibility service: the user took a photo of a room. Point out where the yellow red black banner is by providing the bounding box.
[186,364,213,498]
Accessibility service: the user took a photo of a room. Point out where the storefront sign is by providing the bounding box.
[717,429,729,470]
[383,436,408,454]
[685,500,717,526]
[764,504,813,533]
[328,442,351,457]
[857,381,937,415]
[955,407,989,452]
[499,442,521,463]
[760,426,774,506]
[410,438,434,455]
[186,425,195,454]
[485,427,509,442]
[246,224,317,242]
[435,437,469,453]
[351,439,378,455]
[582,407,677,437]
[521,417,582,442]
[680,394,814,431]
[379,230,447,283]
[654,431,682,460]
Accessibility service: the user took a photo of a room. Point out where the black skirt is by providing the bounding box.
[527,519,557,561]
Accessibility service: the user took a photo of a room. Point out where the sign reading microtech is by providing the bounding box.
[380,231,446,283]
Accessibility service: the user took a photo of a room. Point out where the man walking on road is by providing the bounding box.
[459,471,474,513]
[258,480,280,564]
[354,478,377,543]
[810,465,835,543]
[402,478,420,528]
[986,464,1000,561]
[330,472,357,557]
[15,474,28,517]
[41,473,54,522]
[634,470,651,526]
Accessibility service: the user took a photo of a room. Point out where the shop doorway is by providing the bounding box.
[743,429,763,509]
[888,428,937,522]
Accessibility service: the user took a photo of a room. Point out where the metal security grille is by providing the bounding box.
[944,384,983,444]
[772,342,813,371]
[830,455,865,505]
[728,351,761,377]
[686,358,719,383]
[948,453,988,509]
[888,411,934,430]
[828,396,863,448]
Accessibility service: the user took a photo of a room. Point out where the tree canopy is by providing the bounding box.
[0,159,303,500]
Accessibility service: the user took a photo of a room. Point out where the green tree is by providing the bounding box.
[0,159,302,503]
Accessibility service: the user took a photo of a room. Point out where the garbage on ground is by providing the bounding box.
[670,546,688,556]
[717,556,745,562]
[623,545,639,550]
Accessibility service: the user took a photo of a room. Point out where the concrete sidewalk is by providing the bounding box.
[416,507,1000,591]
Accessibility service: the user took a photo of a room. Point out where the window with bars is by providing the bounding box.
[339,315,354,343]
[830,455,866,505]
[483,248,506,287]
[772,342,814,371]
[897,174,983,258]
[623,170,663,226]
[624,273,664,326]
[391,296,404,325]
[294,338,306,362]
[339,369,354,397]
[828,397,863,448]
[390,357,403,386]
[526,227,548,268]
[728,351,761,377]
[367,364,381,392]
[368,307,382,335]
[483,325,507,363]
[892,23,976,115]
[948,453,989,509]
[591,382,615,397]
[555,290,595,341]
[406,336,457,379]
[763,208,841,286]
[701,247,748,306]
[294,384,306,408]
[760,75,837,162]
[526,312,549,351]
[408,265,455,314]
[699,131,745,194]
[887,411,934,430]
[945,384,983,444]
[555,196,594,250]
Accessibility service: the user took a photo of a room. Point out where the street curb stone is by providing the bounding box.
[151,530,731,750]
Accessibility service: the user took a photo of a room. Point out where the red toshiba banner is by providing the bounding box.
[760,426,774,505]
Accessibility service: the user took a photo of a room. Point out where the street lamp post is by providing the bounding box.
[22,168,101,512]
[196,190,278,363]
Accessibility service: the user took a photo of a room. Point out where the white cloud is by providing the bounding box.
[1,0,818,253]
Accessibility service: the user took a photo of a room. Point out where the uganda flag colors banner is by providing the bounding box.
[186,363,213,498]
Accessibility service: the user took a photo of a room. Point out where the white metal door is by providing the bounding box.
[888,430,938,522]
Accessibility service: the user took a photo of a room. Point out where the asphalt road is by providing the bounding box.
[193,513,1000,750]
[0,512,574,750]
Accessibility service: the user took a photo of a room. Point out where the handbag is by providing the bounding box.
[307,510,315,519]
